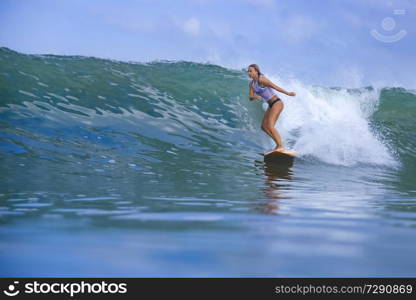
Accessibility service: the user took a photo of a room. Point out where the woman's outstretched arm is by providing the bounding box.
[260,77,296,96]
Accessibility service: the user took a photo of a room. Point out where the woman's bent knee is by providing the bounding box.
[261,126,272,135]
[265,125,275,132]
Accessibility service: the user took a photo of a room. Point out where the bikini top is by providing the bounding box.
[252,76,276,102]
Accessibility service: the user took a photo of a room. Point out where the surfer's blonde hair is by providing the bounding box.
[248,64,263,76]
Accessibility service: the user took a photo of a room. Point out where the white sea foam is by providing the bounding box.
[263,76,396,166]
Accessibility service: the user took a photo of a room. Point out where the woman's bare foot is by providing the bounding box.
[273,146,285,152]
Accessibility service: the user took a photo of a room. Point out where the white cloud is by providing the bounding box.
[183,17,200,36]
[106,16,155,33]
[206,20,231,39]
[341,11,366,28]
[243,0,276,8]
[88,5,157,33]
[280,15,320,44]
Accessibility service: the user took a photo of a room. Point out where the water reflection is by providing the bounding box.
[255,155,294,215]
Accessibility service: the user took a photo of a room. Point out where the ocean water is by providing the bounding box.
[0,47,415,277]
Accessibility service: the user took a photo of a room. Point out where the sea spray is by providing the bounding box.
[266,75,396,166]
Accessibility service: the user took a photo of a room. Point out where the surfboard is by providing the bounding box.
[263,150,296,161]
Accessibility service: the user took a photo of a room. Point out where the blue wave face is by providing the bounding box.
[0,47,264,160]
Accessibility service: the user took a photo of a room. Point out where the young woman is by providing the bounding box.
[247,64,296,153]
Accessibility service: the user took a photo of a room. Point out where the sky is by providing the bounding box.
[0,0,415,88]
